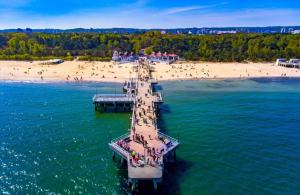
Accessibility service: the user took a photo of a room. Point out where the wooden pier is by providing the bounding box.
[93,59,179,191]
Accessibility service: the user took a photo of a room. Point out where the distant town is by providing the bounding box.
[1,26,300,35]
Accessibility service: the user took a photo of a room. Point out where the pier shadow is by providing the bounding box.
[154,85,163,91]
[137,159,192,195]
[152,107,193,194]
[159,104,172,114]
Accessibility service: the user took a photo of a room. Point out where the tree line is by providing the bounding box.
[0,31,299,62]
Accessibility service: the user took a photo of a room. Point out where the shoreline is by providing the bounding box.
[1,60,300,83]
[1,76,299,85]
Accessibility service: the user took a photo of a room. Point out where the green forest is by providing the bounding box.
[0,31,299,62]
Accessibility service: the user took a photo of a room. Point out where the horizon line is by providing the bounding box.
[1,25,300,31]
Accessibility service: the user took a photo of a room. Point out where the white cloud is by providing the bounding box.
[154,2,228,16]
[155,6,207,16]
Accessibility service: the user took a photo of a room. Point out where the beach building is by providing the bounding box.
[276,58,300,68]
[148,52,179,64]
[112,50,179,64]
[112,51,137,63]
[217,30,237,35]
[112,50,120,61]
[49,59,64,64]
[40,59,64,65]
[291,30,300,34]
[275,58,286,66]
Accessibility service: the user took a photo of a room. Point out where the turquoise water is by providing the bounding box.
[1,79,300,194]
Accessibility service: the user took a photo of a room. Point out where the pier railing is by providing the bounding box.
[130,75,140,130]
[109,133,131,159]
[109,142,129,159]
[158,131,179,144]
[130,107,136,132]
[158,131,180,153]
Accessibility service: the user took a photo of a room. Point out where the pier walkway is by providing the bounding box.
[106,59,179,190]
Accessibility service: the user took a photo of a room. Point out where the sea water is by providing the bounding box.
[1,79,300,194]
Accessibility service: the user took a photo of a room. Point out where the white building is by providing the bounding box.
[275,58,286,66]
[276,58,300,68]
[217,30,237,35]
[291,30,300,34]
[112,51,137,63]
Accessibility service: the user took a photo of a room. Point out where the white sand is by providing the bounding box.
[0,60,300,83]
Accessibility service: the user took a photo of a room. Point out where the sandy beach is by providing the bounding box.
[1,60,300,83]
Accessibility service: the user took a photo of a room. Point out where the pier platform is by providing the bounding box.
[93,94,134,112]
[93,86,163,112]
[93,94,134,103]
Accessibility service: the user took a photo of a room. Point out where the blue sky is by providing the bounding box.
[0,0,300,29]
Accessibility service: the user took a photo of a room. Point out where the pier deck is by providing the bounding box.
[103,59,179,190]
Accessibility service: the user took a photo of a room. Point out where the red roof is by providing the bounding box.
[146,52,178,57]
